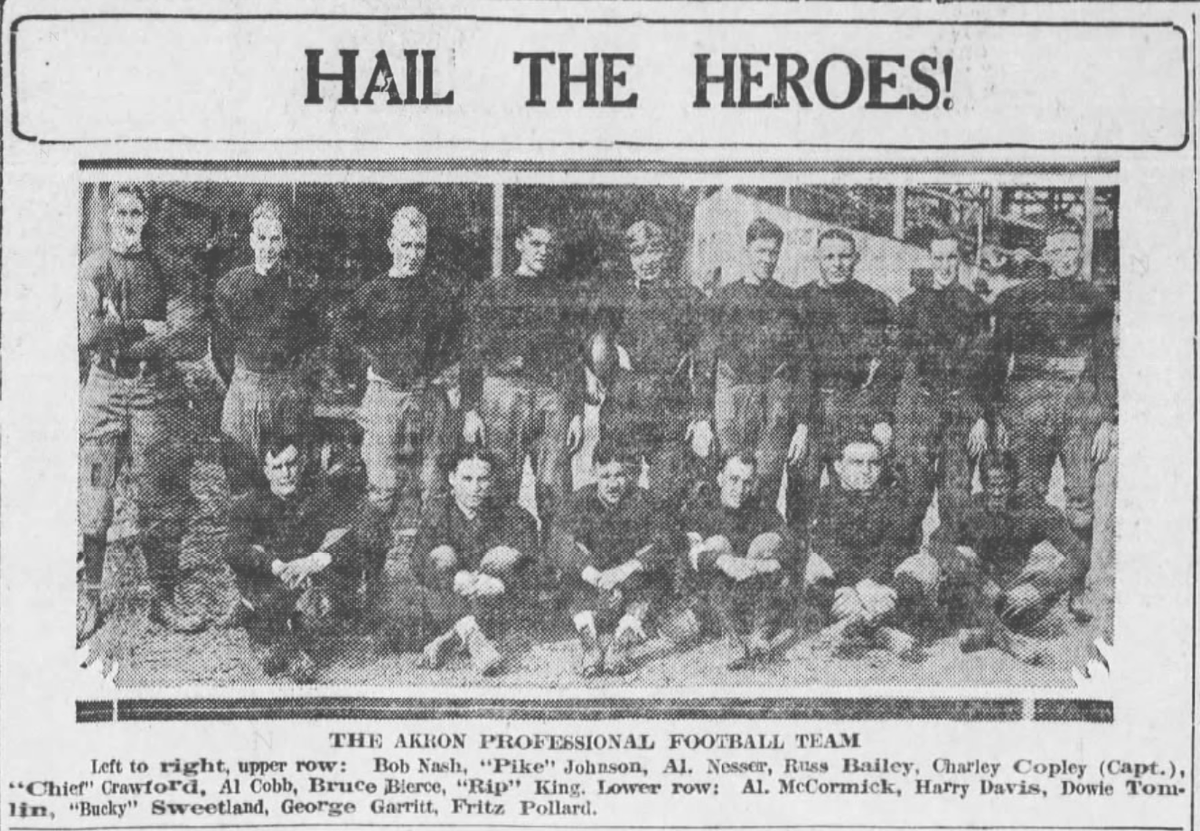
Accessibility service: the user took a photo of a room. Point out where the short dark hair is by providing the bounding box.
[517,221,555,240]
[446,445,499,475]
[592,439,638,468]
[251,200,288,228]
[719,451,758,474]
[927,226,961,248]
[1042,217,1084,243]
[111,184,148,210]
[263,433,302,462]
[745,217,784,246]
[817,227,857,250]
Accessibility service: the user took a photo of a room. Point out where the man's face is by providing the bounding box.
[595,460,631,506]
[389,221,428,278]
[263,445,302,499]
[717,458,756,510]
[1042,231,1083,281]
[516,228,554,276]
[250,216,286,272]
[929,237,961,290]
[449,457,493,513]
[747,238,781,282]
[630,242,668,282]
[818,237,859,286]
[834,442,882,492]
[109,192,147,249]
[983,469,1014,514]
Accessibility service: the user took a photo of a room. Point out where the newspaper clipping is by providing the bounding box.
[0,2,1196,831]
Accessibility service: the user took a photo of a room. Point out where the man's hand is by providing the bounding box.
[454,570,479,596]
[832,587,866,621]
[428,544,459,571]
[480,545,522,573]
[567,415,585,454]
[871,422,893,453]
[462,410,486,444]
[687,420,714,459]
[787,423,809,464]
[581,566,602,588]
[1092,421,1116,464]
[467,573,506,598]
[967,417,989,457]
[275,552,332,590]
[596,560,641,592]
[998,583,1042,624]
[139,319,169,337]
[855,579,898,624]
[715,555,757,583]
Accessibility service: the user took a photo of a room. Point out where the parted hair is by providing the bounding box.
[591,438,638,468]
[251,200,288,228]
[111,184,149,210]
[1042,216,1084,243]
[444,444,500,475]
[817,227,857,250]
[262,433,303,462]
[745,216,784,246]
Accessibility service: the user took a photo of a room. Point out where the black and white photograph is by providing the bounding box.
[75,175,1120,689]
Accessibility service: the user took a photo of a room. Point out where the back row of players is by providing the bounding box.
[78,185,1115,681]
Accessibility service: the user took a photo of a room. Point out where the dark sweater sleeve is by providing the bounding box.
[224,496,275,576]
[124,258,207,362]
[330,283,370,353]
[1027,508,1091,598]
[1090,292,1118,423]
[691,295,720,422]
[211,273,238,386]
[869,296,903,425]
[479,507,540,590]
[459,282,488,411]
[78,256,129,351]
[963,295,995,418]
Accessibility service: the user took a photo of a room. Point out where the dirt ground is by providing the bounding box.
[84,437,1116,691]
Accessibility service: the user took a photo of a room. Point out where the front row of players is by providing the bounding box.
[225,433,1087,683]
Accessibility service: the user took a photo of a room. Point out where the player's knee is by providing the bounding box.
[428,545,459,571]
[804,553,835,587]
[704,535,735,561]
[895,551,940,597]
[746,532,783,561]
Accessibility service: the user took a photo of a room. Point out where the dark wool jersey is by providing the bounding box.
[411,496,539,589]
[680,490,801,576]
[225,483,360,579]
[332,270,462,386]
[562,485,679,574]
[696,278,810,415]
[588,272,705,378]
[78,247,206,370]
[795,279,901,425]
[933,494,1089,597]
[461,271,588,410]
[897,283,993,409]
[213,262,325,377]
[991,277,1117,419]
[811,476,927,586]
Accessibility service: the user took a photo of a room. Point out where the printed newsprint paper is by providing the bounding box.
[0,1,1196,830]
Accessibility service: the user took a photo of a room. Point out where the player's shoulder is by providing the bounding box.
[215,264,254,295]
[856,279,895,307]
[79,247,113,274]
